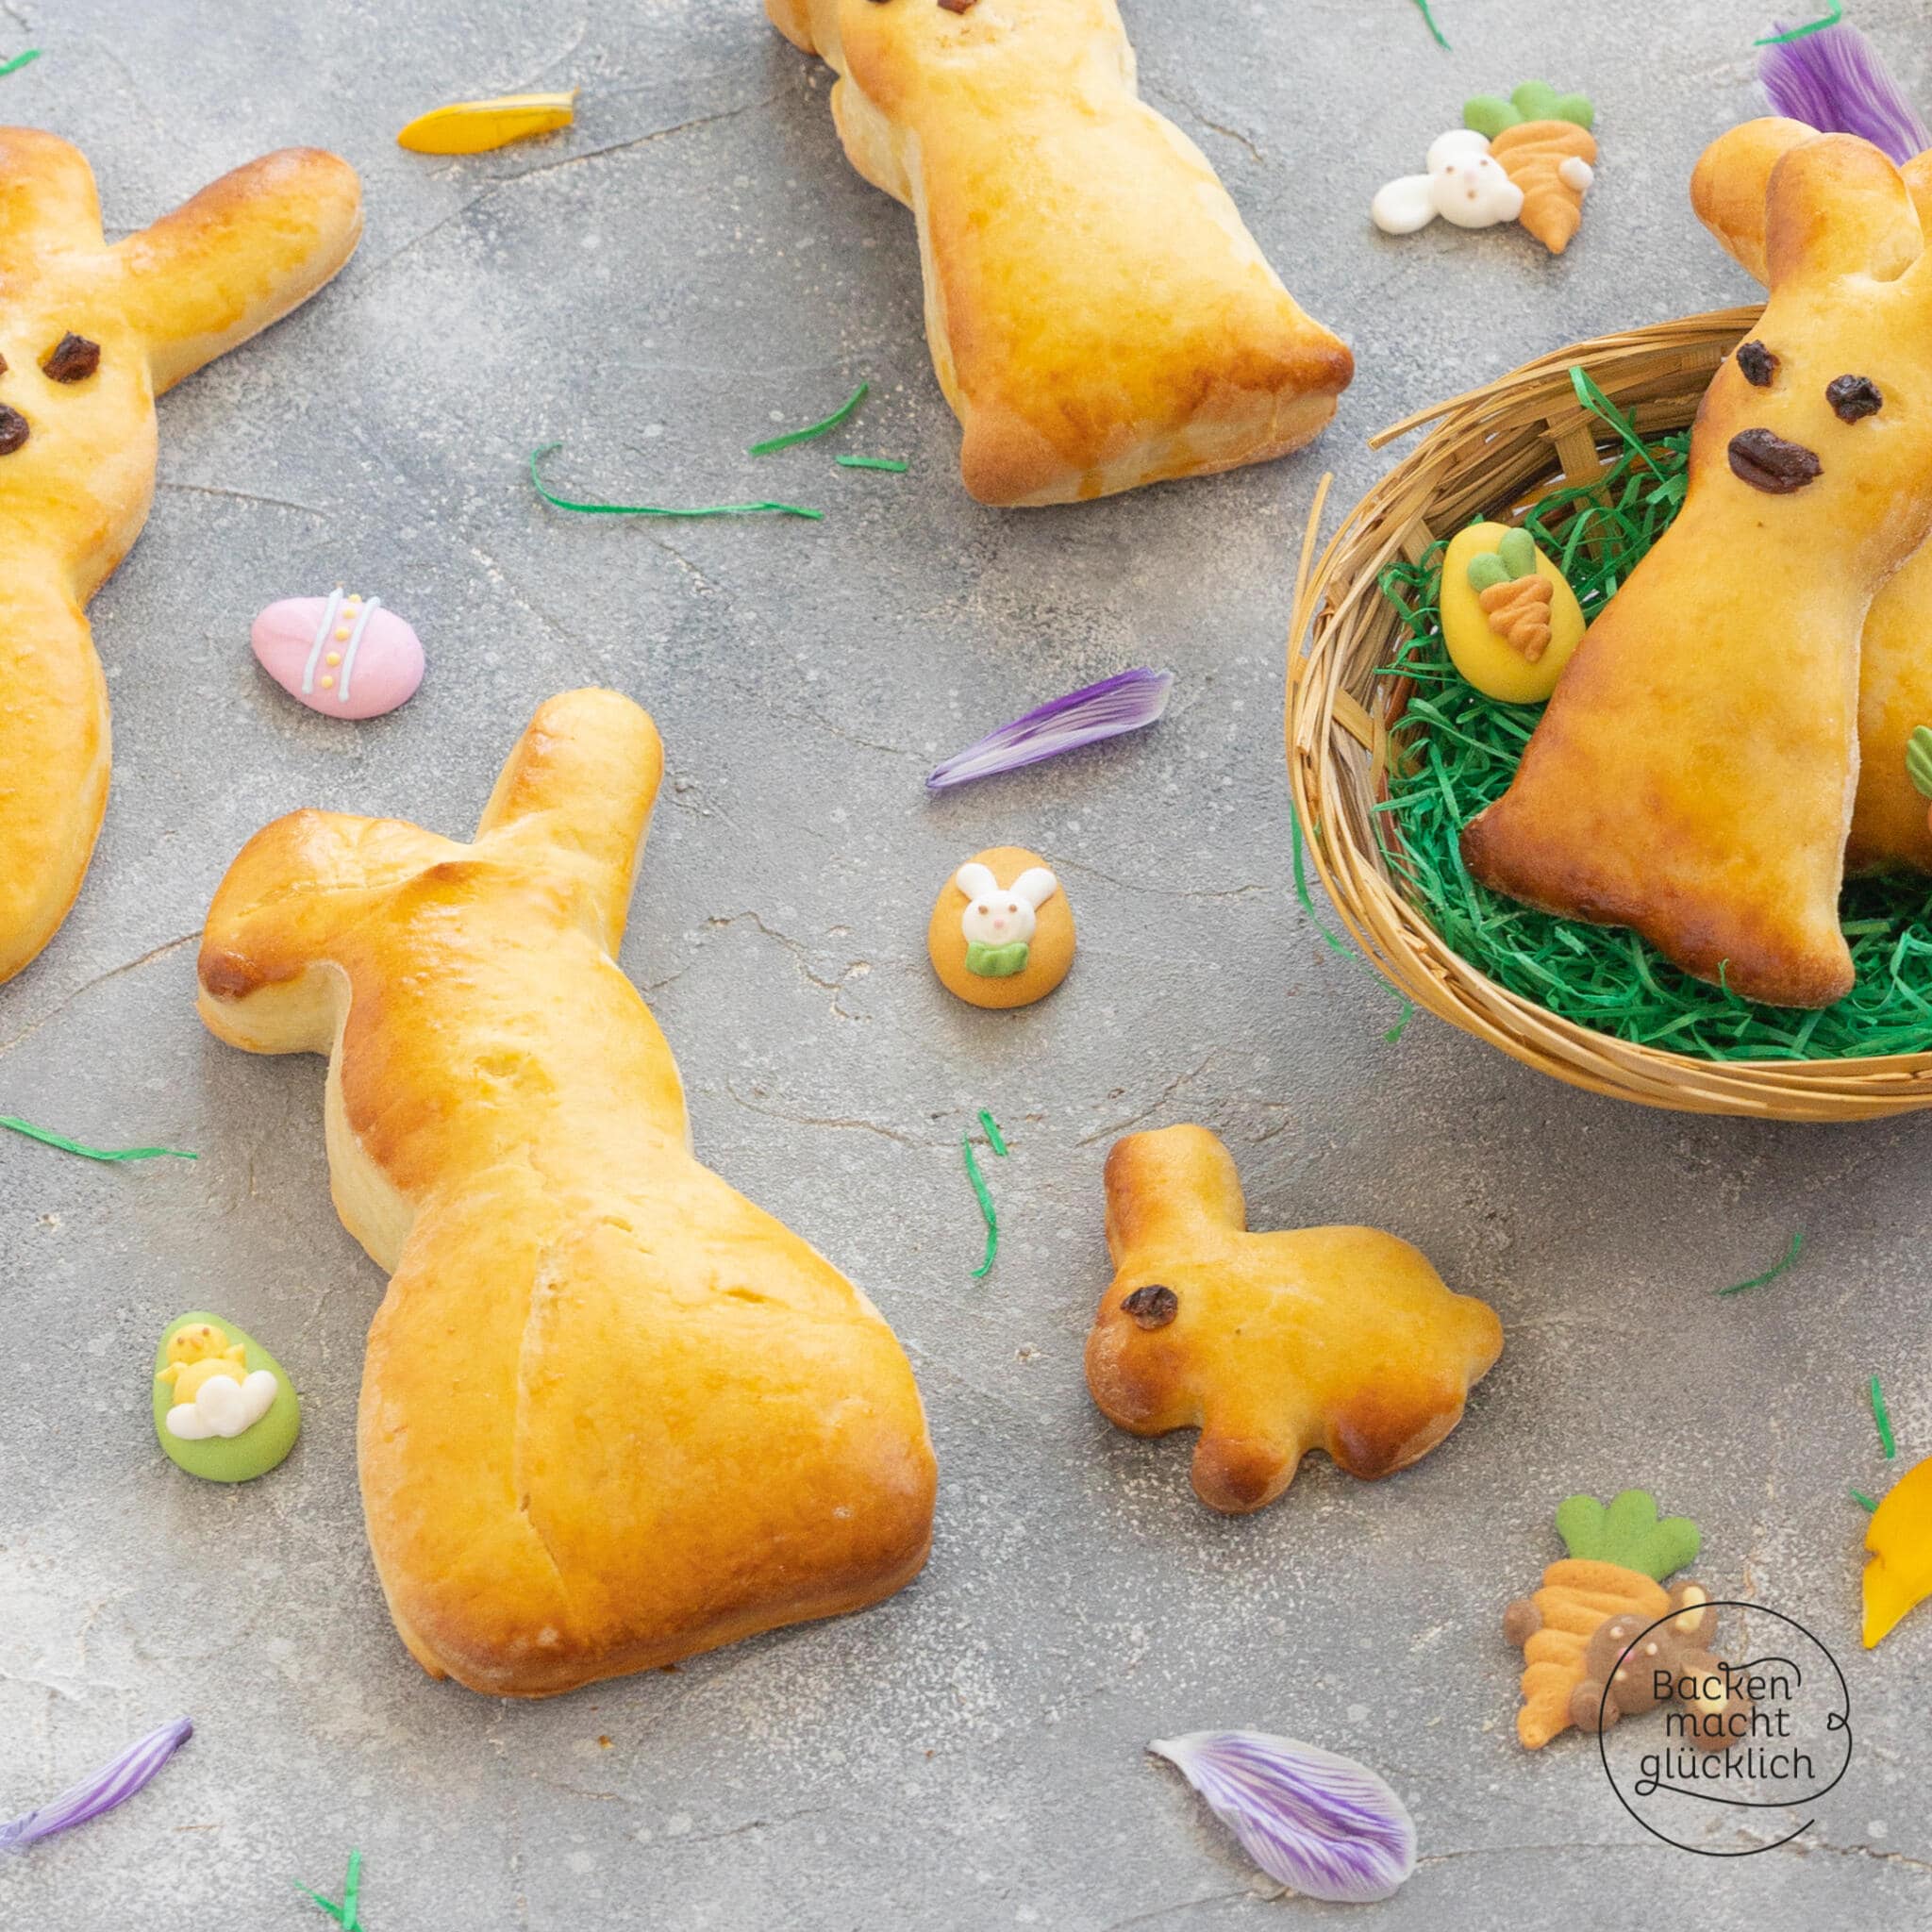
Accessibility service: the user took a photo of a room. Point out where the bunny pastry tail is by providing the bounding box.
[197,691,936,1697]
[0,130,360,985]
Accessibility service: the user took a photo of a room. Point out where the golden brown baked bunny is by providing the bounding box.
[197,691,937,1697]
[766,0,1353,506]
[1084,1124,1501,1514]
[1695,120,1932,874]
[0,130,361,985]
[1465,135,1932,1008]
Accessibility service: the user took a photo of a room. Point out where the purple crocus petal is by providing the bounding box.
[1760,22,1929,165]
[924,668,1173,792]
[1151,1729,1416,1905]
[0,1718,193,1853]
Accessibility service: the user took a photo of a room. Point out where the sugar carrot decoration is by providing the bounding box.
[1463,83,1597,255]
[1467,527,1555,661]
[1501,1490,1744,1750]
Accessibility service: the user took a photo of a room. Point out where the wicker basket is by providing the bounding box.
[1288,306,1932,1123]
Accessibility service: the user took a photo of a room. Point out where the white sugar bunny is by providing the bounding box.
[958,860,1058,974]
[1373,129,1524,235]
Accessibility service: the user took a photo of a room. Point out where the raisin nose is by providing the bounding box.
[0,404,27,455]
[1727,427,1821,494]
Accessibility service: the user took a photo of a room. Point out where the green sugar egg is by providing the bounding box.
[152,1310,300,1483]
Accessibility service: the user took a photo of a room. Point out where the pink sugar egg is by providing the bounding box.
[251,592,424,720]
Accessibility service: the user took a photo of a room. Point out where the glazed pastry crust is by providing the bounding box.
[768,0,1352,506]
[1694,120,1932,874]
[0,130,360,985]
[1465,137,1932,1006]
[197,691,936,1697]
[1084,1125,1501,1514]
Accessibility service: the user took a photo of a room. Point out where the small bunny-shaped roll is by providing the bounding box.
[198,691,937,1696]
[0,130,361,985]
[768,0,1353,506]
[1086,1124,1501,1514]
[1465,136,1932,1006]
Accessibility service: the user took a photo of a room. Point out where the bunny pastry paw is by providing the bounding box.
[1085,1124,1502,1513]
[927,845,1074,1009]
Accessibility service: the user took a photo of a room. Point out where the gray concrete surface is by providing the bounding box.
[3,0,1929,1925]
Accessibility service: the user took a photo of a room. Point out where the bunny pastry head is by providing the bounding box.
[927,845,1075,1009]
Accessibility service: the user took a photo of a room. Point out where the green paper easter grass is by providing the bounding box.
[1717,1230,1805,1297]
[1554,1490,1700,1581]
[1756,5,1842,47]
[1871,1374,1897,1461]
[1406,0,1451,51]
[962,1121,1004,1280]
[152,1312,300,1484]
[1374,374,1932,1063]
[747,380,868,457]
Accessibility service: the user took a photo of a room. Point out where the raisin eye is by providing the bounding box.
[1736,341,1777,387]
[0,405,27,455]
[1826,375,1883,423]
[1123,1284,1179,1329]
[42,334,100,383]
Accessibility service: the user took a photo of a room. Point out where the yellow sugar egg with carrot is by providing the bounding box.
[1441,523,1585,704]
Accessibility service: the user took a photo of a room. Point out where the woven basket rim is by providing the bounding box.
[1287,306,1932,1123]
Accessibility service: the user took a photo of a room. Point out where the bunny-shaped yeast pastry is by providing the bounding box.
[766,0,1353,506]
[1694,120,1932,874]
[1464,136,1932,1007]
[197,691,937,1696]
[0,130,360,986]
[1086,1125,1501,1514]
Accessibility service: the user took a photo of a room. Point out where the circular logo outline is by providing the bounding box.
[1593,1599,1853,1857]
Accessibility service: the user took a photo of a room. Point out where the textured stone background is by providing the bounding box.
[3,1,1930,1926]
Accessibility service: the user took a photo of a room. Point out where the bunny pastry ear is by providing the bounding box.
[1011,867,1058,909]
[1690,118,1814,282]
[0,129,104,251]
[475,689,665,954]
[1766,134,1924,291]
[113,147,363,393]
[955,862,998,899]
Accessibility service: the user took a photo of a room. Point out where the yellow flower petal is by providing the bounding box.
[396,91,577,155]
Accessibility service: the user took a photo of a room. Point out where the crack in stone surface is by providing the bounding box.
[364,92,787,281]
[0,931,201,1060]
